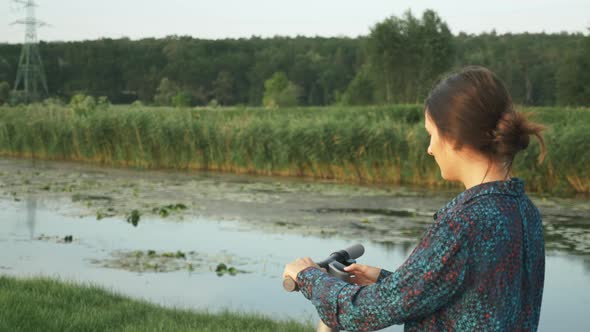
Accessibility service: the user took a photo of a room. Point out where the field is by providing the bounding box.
[0,102,588,195]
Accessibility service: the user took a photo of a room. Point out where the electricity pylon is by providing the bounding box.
[11,0,49,103]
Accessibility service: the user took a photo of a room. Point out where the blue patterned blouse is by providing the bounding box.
[297,178,545,331]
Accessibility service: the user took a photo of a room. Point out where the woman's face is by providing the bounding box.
[425,111,458,181]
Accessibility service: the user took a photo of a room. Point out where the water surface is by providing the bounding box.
[1,158,589,331]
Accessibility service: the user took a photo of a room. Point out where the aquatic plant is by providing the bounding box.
[215,263,227,275]
[126,209,141,227]
[168,203,187,210]
[94,250,199,273]
[152,203,189,218]
[157,208,169,218]
[215,263,243,276]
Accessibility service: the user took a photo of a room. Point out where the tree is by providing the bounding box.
[262,72,300,108]
[367,9,454,104]
[340,65,375,105]
[213,71,235,105]
[171,91,192,107]
[0,81,9,104]
[154,78,180,106]
[556,32,590,106]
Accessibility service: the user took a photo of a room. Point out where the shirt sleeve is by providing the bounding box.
[376,268,393,282]
[296,211,471,331]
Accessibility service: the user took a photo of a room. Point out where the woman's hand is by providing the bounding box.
[283,257,323,281]
[344,263,382,285]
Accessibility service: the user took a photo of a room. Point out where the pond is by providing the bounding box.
[0,158,589,331]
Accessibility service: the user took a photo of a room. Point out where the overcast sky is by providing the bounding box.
[1,0,588,43]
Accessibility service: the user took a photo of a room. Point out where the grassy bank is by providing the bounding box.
[0,275,312,332]
[0,103,588,195]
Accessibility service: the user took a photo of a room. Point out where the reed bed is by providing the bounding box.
[0,103,588,195]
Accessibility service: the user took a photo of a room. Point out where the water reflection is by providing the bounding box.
[26,196,37,240]
[373,240,416,256]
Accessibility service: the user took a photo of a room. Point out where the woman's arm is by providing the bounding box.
[296,211,471,331]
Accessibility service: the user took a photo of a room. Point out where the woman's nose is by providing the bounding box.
[427,146,433,156]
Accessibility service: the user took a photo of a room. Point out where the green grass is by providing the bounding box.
[0,275,313,332]
[0,102,588,195]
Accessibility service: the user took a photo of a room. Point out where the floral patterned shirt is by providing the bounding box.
[297,178,545,331]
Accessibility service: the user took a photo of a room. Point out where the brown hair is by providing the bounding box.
[425,66,546,176]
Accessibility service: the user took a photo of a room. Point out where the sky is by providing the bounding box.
[0,0,589,43]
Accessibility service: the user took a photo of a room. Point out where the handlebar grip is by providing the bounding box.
[283,276,299,292]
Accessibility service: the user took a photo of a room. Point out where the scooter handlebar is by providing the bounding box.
[283,244,364,292]
[283,276,299,292]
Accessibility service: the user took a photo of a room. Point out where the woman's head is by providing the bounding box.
[424,66,546,182]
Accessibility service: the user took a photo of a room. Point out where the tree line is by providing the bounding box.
[0,10,588,106]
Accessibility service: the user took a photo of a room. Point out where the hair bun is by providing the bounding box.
[492,111,531,158]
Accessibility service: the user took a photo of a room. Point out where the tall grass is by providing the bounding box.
[0,103,588,195]
[0,275,312,332]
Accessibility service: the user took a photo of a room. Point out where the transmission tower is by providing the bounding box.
[11,0,49,103]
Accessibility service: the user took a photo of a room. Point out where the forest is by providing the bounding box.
[0,10,588,107]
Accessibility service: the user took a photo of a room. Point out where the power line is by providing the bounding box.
[11,0,49,103]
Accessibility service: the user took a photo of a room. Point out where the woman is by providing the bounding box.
[283,66,546,331]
